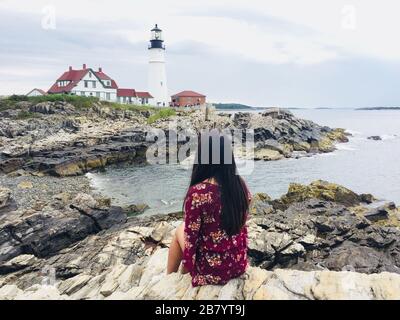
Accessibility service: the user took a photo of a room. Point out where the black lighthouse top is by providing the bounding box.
[149,24,165,50]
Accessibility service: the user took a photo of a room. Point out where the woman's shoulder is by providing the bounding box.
[188,181,218,195]
[185,182,218,210]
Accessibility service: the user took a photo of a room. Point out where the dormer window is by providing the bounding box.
[58,80,70,87]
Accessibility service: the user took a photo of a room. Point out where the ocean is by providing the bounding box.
[87,109,400,214]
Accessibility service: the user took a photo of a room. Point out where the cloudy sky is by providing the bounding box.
[1,0,400,107]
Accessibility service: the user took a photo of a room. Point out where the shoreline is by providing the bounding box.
[0,96,348,178]
[1,179,400,299]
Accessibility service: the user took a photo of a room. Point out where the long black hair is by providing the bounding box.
[186,130,249,236]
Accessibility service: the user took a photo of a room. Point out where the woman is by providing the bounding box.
[167,131,251,287]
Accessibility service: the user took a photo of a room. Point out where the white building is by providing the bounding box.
[148,24,169,107]
[26,88,47,97]
[47,64,153,105]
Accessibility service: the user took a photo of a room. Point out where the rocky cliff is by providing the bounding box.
[0,180,399,300]
[0,98,348,176]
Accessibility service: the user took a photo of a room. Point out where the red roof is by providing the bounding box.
[136,92,153,98]
[47,66,118,93]
[117,88,136,97]
[94,71,118,89]
[171,90,205,98]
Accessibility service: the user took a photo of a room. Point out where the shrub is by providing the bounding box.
[27,94,99,109]
[147,108,176,124]
[1,93,158,114]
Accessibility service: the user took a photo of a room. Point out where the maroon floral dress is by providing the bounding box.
[182,182,251,287]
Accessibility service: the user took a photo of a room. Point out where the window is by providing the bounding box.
[106,93,110,100]
[81,91,85,96]
[84,81,88,88]
[89,92,93,96]
[92,81,96,88]
[96,92,100,98]
[89,72,92,78]
[123,97,126,103]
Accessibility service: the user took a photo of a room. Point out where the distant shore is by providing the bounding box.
[356,107,400,111]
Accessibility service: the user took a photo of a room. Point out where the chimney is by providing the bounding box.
[83,63,87,69]
[98,67,102,72]
[69,66,72,71]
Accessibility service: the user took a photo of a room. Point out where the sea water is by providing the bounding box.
[88,109,400,214]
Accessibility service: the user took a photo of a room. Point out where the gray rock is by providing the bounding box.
[364,206,389,222]
[0,195,126,263]
[367,136,382,141]
[0,187,11,209]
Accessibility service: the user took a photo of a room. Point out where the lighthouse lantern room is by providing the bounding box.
[148,24,169,106]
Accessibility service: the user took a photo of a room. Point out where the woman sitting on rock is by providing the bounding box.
[167,131,251,286]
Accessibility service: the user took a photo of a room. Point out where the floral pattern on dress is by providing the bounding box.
[182,182,251,287]
[190,192,213,209]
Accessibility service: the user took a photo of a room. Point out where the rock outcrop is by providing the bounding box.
[1,249,400,300]
[0,192,126,263]
[0,100,349,176]
[0,180,399,300]
[0,187,11,209]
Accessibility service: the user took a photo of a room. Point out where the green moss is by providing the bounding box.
[147,108,176,124]
[273,180,362,210]
[15,111,40,120]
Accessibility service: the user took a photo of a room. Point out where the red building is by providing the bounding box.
[171,90,206,107]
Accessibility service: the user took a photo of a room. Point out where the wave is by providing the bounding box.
[335,144,357,151]
[346,129,362,136]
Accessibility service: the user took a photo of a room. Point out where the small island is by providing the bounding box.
[213,103,254,110]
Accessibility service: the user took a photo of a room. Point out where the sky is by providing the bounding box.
[1,0,400,108]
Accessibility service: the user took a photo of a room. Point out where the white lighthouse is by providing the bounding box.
[148,24,169,107]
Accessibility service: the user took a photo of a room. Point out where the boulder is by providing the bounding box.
[29,102,76,115]
[368,136,382,141]
[122,203,150,216]
[0,194,127,263]
[0,187,11,209]
[364,206,389,222]
[254,148,284,161]
[273,180,363,210]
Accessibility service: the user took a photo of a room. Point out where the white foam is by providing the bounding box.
[335,143,357,151]
[346,129,362,136]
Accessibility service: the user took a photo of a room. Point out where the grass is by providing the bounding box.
[0,94,99,110]
[147,108,176,124]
